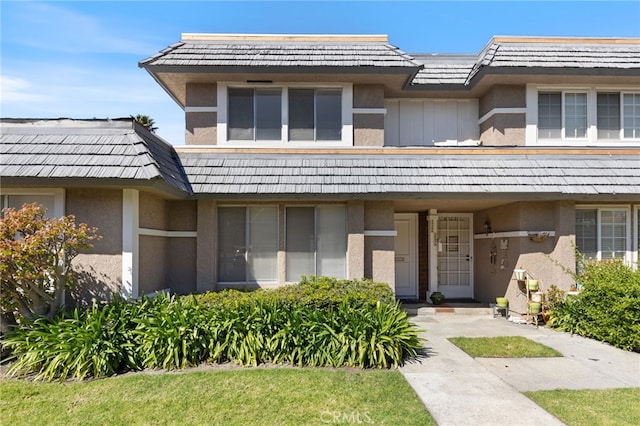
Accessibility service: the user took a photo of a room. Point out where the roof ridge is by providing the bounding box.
[181,33,389,43]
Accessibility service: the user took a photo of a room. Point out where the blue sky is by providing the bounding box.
[2,1,639,145]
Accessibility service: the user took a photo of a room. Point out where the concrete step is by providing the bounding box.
[403,303,492,316]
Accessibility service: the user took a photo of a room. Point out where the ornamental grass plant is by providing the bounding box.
[2,278,422,381]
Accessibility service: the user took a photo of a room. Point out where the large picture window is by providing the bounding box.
[538,92,587,139]
[218,206,278,283]
[285,206,346,281]
[221,84,349,145]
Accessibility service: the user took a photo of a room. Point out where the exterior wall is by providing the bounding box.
[66,188,123,305]
[418,211,429,300]
[364,201,395,289]
[479,85,526,146]
[474,201,575,314]
[167,238,197,294]
[139,235,166,295]
[353,84,385,147]
[139,192,167,229]
[185,83,217,145]
[347,201,365,279]
[196,199,217,292]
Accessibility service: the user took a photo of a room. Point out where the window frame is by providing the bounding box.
[526,85,640,146]
[575,205,632,265]
[1,188,65,218]
[217,82,353,147]
[216,205,280,285]
[284,204,347,283]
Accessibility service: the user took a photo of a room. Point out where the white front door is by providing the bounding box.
[394,214,418,298]
[437,214,474,299]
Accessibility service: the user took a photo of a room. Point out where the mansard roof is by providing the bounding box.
[0,118,192,195]
[176,148,640,200]
[140,34,422,72]
[411,36,640,89]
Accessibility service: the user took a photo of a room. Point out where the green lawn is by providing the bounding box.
[525,388,640,426]
[448,336,562,358]
[0,367,434,426]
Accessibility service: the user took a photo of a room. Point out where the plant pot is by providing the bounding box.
[496,297,508,307]
[541,310,551,323]
[430,291,445,305]
[531,292,543,303]
[513,269,526,281]
[528,302,541,314]
[527,280,539,291]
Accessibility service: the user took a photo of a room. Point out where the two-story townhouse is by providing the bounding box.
[2,34,639,313]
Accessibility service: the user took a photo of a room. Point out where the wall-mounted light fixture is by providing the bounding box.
[484,220,492,235]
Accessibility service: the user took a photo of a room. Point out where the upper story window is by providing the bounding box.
[219,83,352,147]
[527,85,640,146]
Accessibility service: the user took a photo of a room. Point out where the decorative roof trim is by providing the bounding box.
[181,33,389,43]
[491,36,640,45]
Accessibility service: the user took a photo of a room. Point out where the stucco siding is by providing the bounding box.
[66,188,123,304]
[168,200,197,231]
[197,199,217,292]
[186,83,217,145]
[354,114,384,146]
[353,84,384,108]
[479,85,525,115]
[364,201,395,289]
[167,238,197,294]
[347,200,365,279]
[138,235,167,295]
[139,192,167,229]
[480,114,526,146]
[474,201,575,314]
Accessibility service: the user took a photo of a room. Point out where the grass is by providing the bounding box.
[525,388,640,426]
[0,367,435,426]
[448,336,562,358]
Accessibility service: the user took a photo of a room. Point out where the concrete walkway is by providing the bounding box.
[400,313,640,426]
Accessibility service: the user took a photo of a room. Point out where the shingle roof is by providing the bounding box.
[177,151,640,198]
[0,119,191,194]
[411,37,640,87]
[411,55,476,86]
[140,38,421,69]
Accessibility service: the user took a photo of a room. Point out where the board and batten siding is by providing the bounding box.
[385,99,479,146]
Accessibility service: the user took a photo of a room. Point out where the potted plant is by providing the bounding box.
[528,302,541,314]
[430,291,445,305]
[527,279,539,291]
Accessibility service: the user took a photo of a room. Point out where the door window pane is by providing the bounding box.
[289,89,315,141]
[597,93,620,139]
[316,206,346,278]
[218,207,247,282]
[564,93,587,138]
[538,93,561,139]
[316,90,342,140]
[255,89,282,140]
[600,210,627,259]
[228,88,254,140]
[286,207,315,281]
[623,93,640,139]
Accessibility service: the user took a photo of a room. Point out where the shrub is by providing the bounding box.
[195,276,395,310]
[4,296,141,381]
[3,279,422,381]
[550,259,640,352]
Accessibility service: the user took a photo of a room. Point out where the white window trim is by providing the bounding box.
[576,205,632,265]
[526,84,640,146]
[1,188,65,217]
[217,82,353,147]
